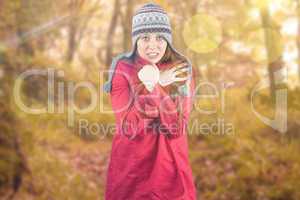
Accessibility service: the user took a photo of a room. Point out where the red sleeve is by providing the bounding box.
[143,71,196,139]
[170,75,195,139]
[110,62,160,140]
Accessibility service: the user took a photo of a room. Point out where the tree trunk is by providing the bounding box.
[296,0,300,83]
[66,19,77,63]
[66,0,99,64]
[260,7,282,101]
[121,0,133,52]
[15,1,35,56]
[105,0,120,67]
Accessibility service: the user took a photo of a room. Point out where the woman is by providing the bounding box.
[103,3,197,199]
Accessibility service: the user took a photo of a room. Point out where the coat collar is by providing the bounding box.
[133,54,168,70]
[134,54,151,69]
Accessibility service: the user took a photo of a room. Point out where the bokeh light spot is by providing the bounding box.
[183,13,222,54]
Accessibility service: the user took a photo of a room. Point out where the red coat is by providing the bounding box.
[105,54,197,200]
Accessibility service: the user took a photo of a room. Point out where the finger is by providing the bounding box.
[173,60,186,66]
[174,67,190,76]
[174,64,189,73]
[176,62,189,69]
[172,66,188,75]
[181,73,192,79]
[170,62,188,72]
[174,76,190,82]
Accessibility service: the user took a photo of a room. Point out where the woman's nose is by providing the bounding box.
[148,45,156,50]
[148,39,158,49]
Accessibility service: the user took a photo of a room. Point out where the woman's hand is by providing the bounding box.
[137,64,160,92]
[158,62,190,87]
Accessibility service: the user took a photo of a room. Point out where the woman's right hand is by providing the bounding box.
[158,62,191,87]
[137,64,160,92]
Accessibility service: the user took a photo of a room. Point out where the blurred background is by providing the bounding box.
[0,0,300,199]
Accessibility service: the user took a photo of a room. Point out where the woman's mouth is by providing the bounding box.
[146,52,159,59]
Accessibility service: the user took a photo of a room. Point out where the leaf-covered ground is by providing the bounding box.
[2,86,300,200]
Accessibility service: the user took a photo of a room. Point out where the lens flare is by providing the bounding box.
[182,13,222,54]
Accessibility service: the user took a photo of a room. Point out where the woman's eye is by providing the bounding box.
[142,35,149,41]
[156,35,164,41]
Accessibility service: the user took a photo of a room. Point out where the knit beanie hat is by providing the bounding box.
[103,2,192,95]
[131,3,172,50]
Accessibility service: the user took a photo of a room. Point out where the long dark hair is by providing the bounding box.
[158,44,187,65]
[121,41,189,138]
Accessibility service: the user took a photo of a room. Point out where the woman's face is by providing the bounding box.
[136,32,168,64]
